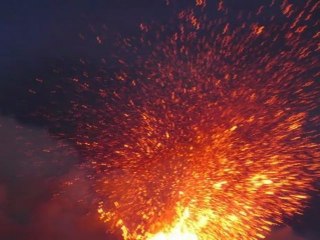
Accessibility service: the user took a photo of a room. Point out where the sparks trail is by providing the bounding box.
[40,0,320,239]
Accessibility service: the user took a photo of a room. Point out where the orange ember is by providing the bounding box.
[60,1,320,239]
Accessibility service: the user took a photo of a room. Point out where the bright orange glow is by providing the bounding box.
[58,1,320,240]
[148,208,198,240]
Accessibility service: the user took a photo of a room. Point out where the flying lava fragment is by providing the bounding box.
[41,0,320,239]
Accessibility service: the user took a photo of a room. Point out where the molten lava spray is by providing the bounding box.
[50,0,320,239]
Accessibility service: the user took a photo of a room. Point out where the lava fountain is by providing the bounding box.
[45,0,320,239]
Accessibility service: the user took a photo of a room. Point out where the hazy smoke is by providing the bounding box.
[0,115,115,240]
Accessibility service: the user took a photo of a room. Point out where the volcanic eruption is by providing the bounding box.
[41,0,320,239]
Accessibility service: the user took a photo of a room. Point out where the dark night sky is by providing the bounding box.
[0,1,319,239]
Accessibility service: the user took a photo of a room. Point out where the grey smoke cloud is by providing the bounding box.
[0,115,116,239]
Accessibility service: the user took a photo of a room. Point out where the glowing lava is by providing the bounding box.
[148,208,198,240]
[42,0,320,239]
